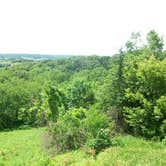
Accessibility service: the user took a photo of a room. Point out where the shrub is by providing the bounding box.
[86,128,111,153]
[84,108,114,153]
[160,120,166,139]
[0,113,14,130]
[48,108,87,153]
[162,136,166,145]
[67,80,95,108]
[122,58,166,139]
[48,107,115,154]
[84,108,112,137]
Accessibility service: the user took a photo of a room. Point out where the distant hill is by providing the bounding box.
[0,54,72,60]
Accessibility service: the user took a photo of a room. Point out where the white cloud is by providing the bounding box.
[0,0,165,55]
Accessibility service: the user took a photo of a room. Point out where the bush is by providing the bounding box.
[86,128,111,153]
[84,108,112,137]
[0,113,14,130]
[48,108,87,153]
[84,108,114,153]
[67,80,95,108]
[48,107,114,154]
[122,58,166,139]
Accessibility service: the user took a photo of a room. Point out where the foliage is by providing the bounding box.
[122,57,166,139]
[147,30,164,58]
[1,30,166,165]
[125,32,142,53]
[67,80,95,108]
[46,85,67,121]
[18,91,51,126]
[84,108,112,137]
[48,107,113,154]
[0,30,166,160]
[0,56,110,129]
[84,108,114,153]
[48,108,87,153]
[86,128,111,154]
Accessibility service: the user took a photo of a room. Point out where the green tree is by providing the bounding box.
[125,32,142,53]
[68,80,95,108]
[123,57,166,139]
[46,85,66,121]
[146,30,164,58]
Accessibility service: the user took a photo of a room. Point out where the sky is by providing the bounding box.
[0,0,166,56]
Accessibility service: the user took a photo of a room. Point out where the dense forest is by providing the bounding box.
[0,30,166,164]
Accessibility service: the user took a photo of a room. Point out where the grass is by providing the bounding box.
[0,128,166,166]
[51,135,166,166]
[0,127,49,166]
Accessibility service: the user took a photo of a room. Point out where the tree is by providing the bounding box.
[146,30,164,58]
[67,80,95,108]
[46,85,66,121]
[125,32,142,53]
[123,57,166,139]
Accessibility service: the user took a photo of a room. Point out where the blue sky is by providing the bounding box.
[0,0,165,55]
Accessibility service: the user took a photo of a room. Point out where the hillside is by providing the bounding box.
[0,31,166,166]
[0,128,165,166]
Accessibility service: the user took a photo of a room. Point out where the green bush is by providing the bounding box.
[83,108,114,153]
[86,128,111,153]
[48,107,114,154]
[67,80,95,109]
[122,57,166,139]
[48,108,87,153]
[84,108,111,137]
[0,113,14,130]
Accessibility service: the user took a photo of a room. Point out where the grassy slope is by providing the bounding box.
[0,128,49,166]
[52,136,166,166]
[0,128,166,166]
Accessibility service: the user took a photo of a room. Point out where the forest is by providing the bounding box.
[0,30,166,165]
